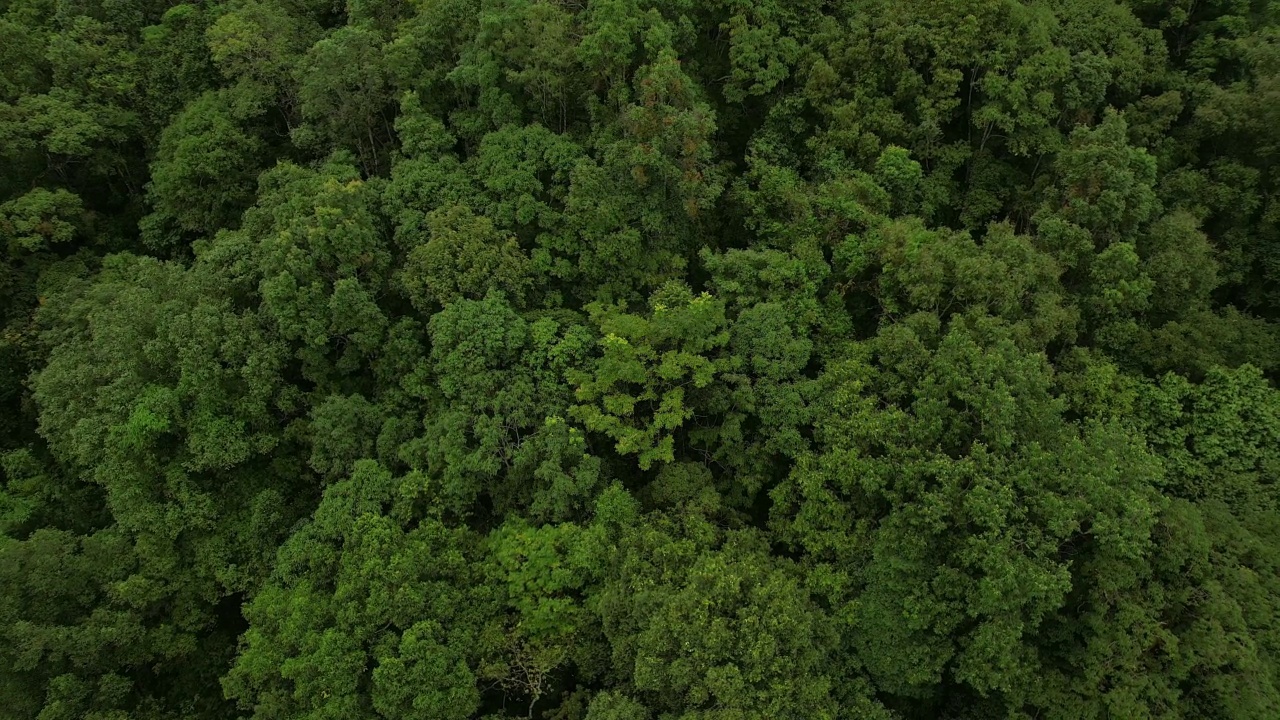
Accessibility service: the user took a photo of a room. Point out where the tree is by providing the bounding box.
[773,313,1164,715]
[224,461,490,720]
[399,204,531,311]
[144,91,264,237]
[293,26,394,174]
[571,282,731,471]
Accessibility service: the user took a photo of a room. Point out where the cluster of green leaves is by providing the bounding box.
[4,0,1280,718]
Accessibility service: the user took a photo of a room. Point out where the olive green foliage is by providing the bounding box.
[4,1,1280,719]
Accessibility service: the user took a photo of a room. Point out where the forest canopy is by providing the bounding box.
[4,0,1280,718]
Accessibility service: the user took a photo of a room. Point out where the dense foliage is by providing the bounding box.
[4,0,1280,718]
